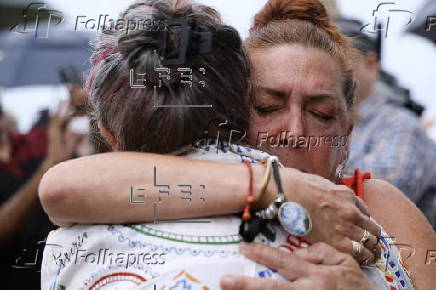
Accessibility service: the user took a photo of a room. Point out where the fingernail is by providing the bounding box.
[221,275,235,288]
[239,242,251,255]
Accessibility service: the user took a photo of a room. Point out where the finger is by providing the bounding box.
[356,213,381,239]
[348,225,380,259]
[332,213,380,261]
[221,275,293,290]
[339,192,378,237]
[340,203,381,243]
[371,236,382,262]
[344,239,375,266]
[239,242,309,280]
[293,242,349,266]
[355,196,370,217]
[354,214,382,257]
[363,232,380,258]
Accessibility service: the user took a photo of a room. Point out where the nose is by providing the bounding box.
[282,106,304,138]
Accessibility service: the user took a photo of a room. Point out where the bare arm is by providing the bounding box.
[39,152,272,225]
[39,151,382,265]
[1,99,80,246]
[364,179,436,290]
[0,161,54,246]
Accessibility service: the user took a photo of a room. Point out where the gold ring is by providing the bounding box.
[360,230,371,245]
[351,240,363,257]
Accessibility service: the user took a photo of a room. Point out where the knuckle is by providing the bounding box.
[335,185,354,197]
[336,185,351,192]
[312,242,330,251]
[319,199,335,210]
[276,251,287,269]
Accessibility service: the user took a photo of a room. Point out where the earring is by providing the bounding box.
[335,162,344,181]
[335,150,349,182]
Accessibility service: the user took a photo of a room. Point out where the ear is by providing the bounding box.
[345,121,353,149]
[98,121,121,151]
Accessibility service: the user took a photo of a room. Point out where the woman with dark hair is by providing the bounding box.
[40,0,435,289]
[42,1,274,289]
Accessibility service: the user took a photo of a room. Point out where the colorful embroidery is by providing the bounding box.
[155,270,210,290]
[107,225,241,258]
[81,264,159,290]
[88,272,146,289]
[128,224,241,245]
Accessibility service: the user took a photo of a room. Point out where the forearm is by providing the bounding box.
[39,152,283,225]
[0,160,53,246]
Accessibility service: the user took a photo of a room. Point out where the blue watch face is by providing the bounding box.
[278,202,312,237]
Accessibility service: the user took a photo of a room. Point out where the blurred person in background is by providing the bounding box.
[0,99,82,289]
[337,19,436,229]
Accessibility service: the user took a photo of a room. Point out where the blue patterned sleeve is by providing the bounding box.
[347,114,435,203]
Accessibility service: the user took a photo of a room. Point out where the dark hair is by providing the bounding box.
[86,0,250,153]
[246,0,356,108]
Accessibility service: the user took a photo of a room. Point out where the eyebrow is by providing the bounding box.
[255,86,287,100]
[256,86,337,103]
[305,94,336,103]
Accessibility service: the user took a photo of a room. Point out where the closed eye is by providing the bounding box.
[309,110,334,121]
[254,105,282,115]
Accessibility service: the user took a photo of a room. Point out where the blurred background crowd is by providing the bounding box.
[0,0,435,289]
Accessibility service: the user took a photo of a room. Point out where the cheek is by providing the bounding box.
[247,113,276,145]
[300,142,342,180]
[306,124,348,180]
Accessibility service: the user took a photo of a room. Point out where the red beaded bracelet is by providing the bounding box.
[242,159,254,221]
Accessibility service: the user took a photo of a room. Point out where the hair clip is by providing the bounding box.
[157,18,212,66]
[157,18,190,66]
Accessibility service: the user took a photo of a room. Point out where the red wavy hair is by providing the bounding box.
[247,0,356,108]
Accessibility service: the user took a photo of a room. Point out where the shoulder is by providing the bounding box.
[379,105,423,130]
[362,179,432,235]
[363,179,419,216]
